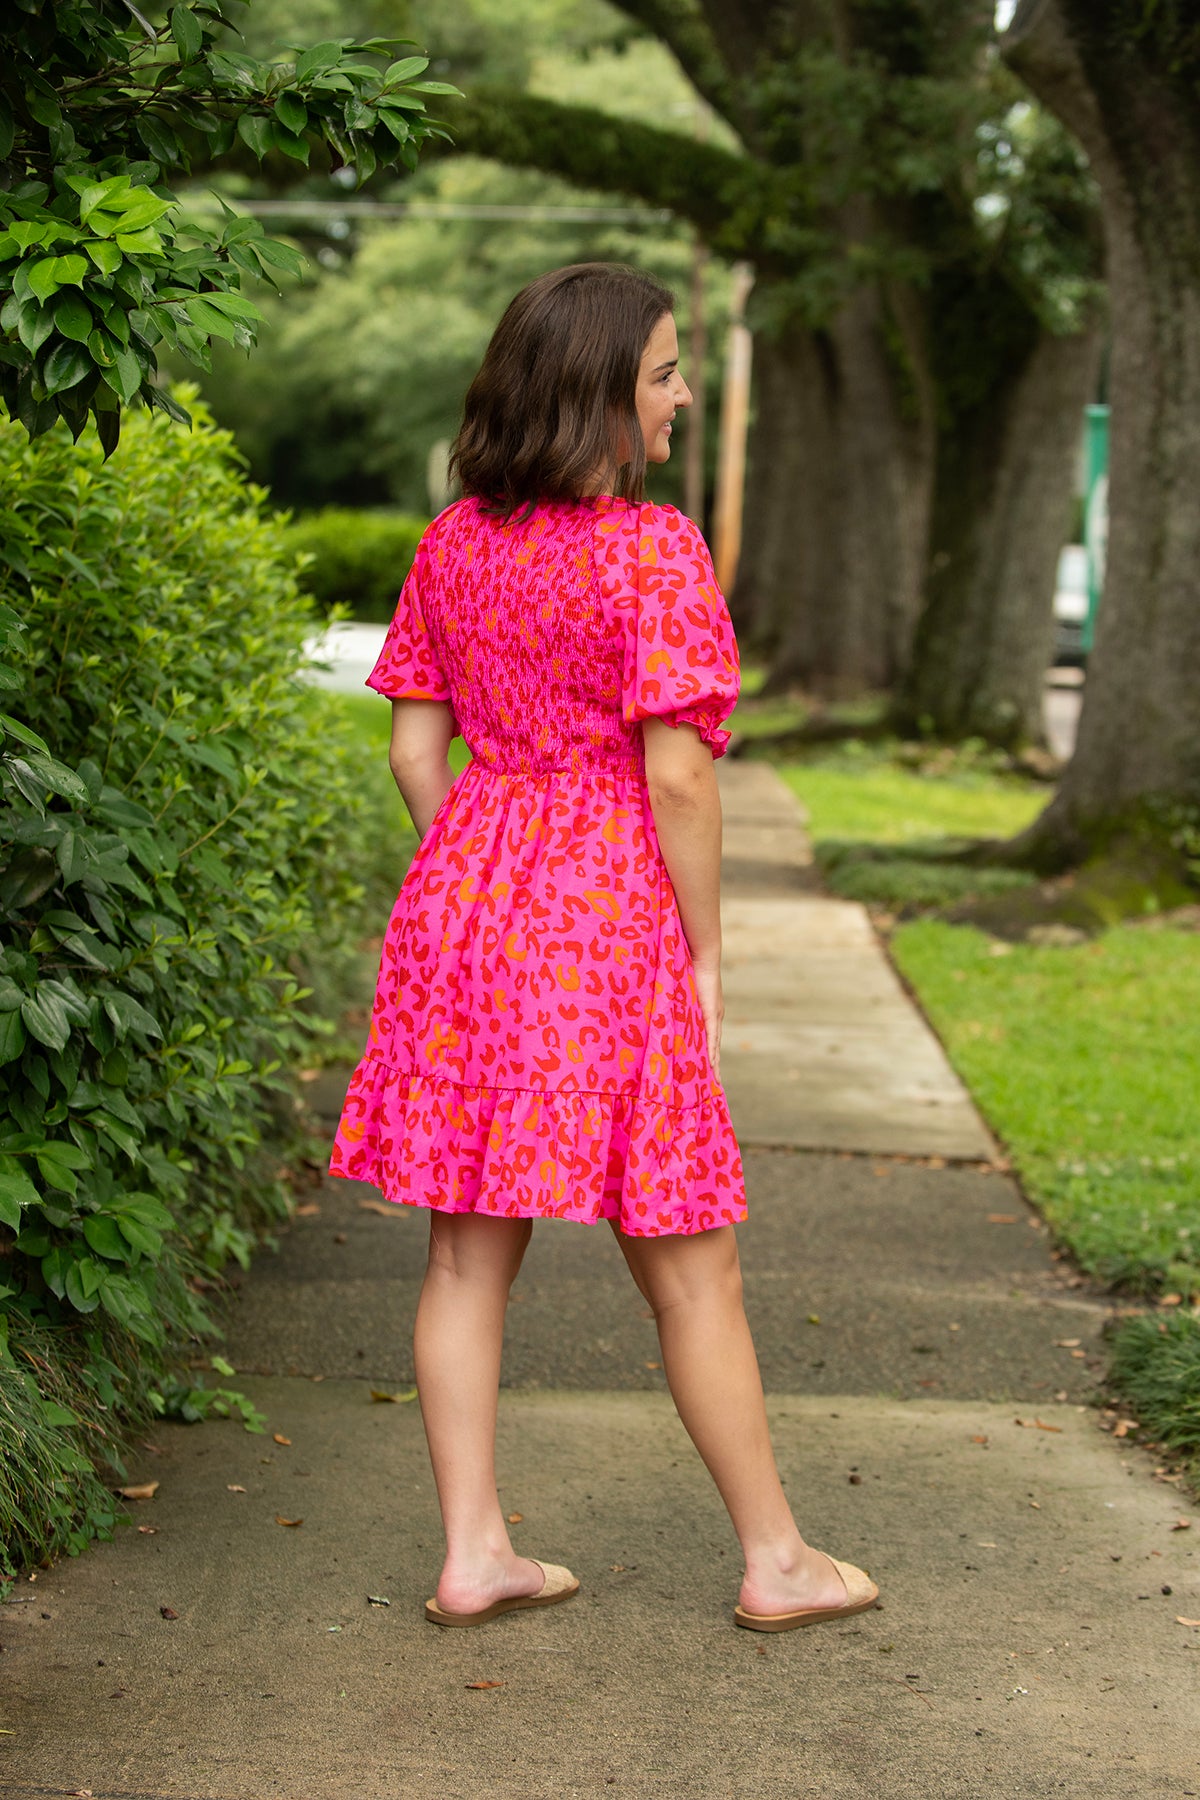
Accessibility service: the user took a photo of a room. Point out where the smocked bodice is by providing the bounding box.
[366,496,740,778]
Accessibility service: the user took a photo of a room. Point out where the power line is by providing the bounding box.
[180,195,674,225]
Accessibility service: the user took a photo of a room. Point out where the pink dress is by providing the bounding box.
[329,495,747,1236]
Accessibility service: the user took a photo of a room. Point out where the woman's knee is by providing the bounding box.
[622,1225,743,1318]
[426,1213,532,1286]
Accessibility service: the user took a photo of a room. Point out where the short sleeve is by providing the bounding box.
[365,537,452,703]
[597,502,739,757]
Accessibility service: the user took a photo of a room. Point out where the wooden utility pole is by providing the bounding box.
[683,237,709,527]
[711,262,754,593]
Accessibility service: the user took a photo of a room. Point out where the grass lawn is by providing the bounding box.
[890,921,1200,1295]
[761,735,1200,1476]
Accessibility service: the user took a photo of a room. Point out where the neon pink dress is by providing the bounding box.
[330,495,746,1236]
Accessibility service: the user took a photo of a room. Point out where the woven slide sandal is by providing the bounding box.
[425,1560,580,1627]
[733,1555,879,1633]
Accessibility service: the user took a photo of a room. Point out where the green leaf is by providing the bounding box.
[42,340,93,395]
[0,1160,39,1231]
[0,847,57,911]
[85,241,123,277]
[101,346,144,405]
[294,41,343,81]
[181,296,239,343]
[103,992,163,1042]
[1,712,49,752]
[54,291,93,344]
[83,1214,129,1261]
[170,3,203,61]
[274,92,308,134]
[237,113,274,161]
[381,56,429,85]
[16,300,55,354]
[116,1216,163,1260]
[270,124,310,165]
[252,238,304,275]
[114,228,165,258]
[51,254,89,290]
[78,176,133,225]
[21,992,72,1053]
[108,192,173,234]
[26,257,63,303]
[64,1257,103,1312]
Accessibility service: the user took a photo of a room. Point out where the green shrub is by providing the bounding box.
[283,508,428,622]
[0,397,378,1585]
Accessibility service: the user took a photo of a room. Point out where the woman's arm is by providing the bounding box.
[642,716,724,1077]
[388,698,457,839]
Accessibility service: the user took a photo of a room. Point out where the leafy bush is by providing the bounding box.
[284,509,428,622]
[0,397,376,1585]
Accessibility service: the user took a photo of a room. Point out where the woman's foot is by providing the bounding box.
[426,1556,579,1626]
[737,1539,855,1619]
[433,1552,552,1619]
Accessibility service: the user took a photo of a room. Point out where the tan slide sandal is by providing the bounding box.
[733,1555,879,1633]
[425,1560,580,1627]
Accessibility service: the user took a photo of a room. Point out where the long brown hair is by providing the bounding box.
[449,262,676,517]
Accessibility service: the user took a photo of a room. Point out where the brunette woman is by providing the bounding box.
[332,262,878,1634]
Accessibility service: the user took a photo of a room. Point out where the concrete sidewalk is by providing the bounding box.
[1,766,1196,1800]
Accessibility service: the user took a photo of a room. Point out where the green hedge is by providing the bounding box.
[283,508,428,622]
[0,398,379,1583]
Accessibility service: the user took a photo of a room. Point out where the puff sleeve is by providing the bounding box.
[596,502,739,756]
[365,537,452,703]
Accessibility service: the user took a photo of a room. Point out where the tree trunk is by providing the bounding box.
[895,318,1102,748]
[734,276,936,696]
[1002,0,1200,859]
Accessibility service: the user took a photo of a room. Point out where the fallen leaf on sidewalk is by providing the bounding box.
[1175,1617,1200,1628]
[294,1203,320,1218]
[370,1387,417,1404]
[1014,1418,1062,1433]
[118,1482,159,1501]
[507,1512,523,1524]
[987,1214,1018,1225]
[366,1595,390,1607]
[358,1199,395,1217]
[1112,1419,1139,1438]
[273,1433,292,1446]
[136,1525,157,1535]
[970,1435,989,1445]
[1171,1518,1191,1531]
[1053,1338,1081,1349]
[159,1606,178,1620]
[465,1680,505,1690]
[275,1515,303,1527]
[227,1484,246,1493]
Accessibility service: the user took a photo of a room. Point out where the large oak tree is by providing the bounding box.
[1000,0,1200,862]
[441,0,1100,738]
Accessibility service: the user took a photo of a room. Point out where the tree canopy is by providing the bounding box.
[0,0,455,450]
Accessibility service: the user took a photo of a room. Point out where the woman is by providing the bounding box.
[331,263,878,1634]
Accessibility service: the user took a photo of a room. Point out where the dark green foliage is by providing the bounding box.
[285,509,428,621]
[1107,1312,1200,1480]
[0,0,453,449]
[0,396,380,1585]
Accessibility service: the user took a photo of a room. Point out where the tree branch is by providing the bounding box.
[606,0,749,138]
[442,87,765,256]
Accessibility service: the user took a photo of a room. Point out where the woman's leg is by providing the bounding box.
[413,1210,544,1614]
[615,1223,848,1615]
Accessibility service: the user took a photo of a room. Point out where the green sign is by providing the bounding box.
[1082,403,1109,654]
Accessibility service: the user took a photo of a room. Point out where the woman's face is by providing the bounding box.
[635,312,692,464]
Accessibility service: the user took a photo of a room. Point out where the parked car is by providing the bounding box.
[1053,543,1089,667]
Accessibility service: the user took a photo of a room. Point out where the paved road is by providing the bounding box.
[1,766,1195,1800]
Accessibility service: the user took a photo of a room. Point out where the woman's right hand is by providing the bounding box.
[691,954,724,1082]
